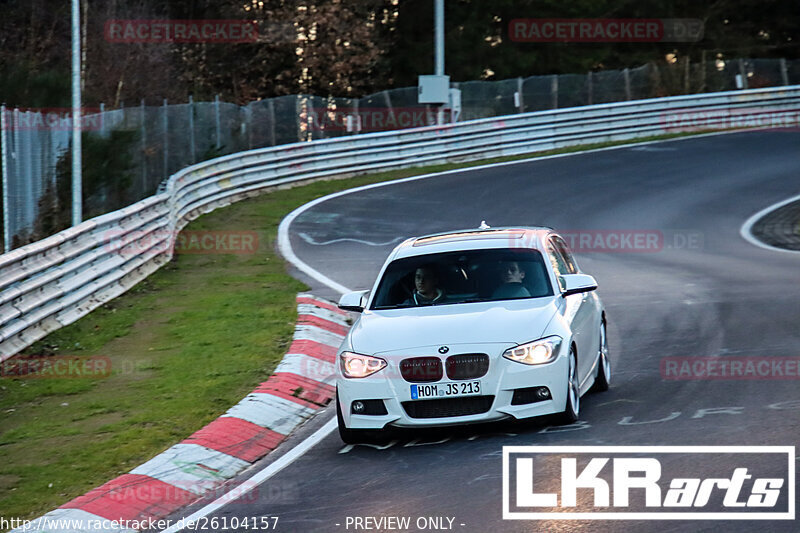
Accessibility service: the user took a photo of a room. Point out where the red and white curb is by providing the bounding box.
[14,294,346,532]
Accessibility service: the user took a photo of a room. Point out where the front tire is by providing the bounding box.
[556,346,580,424]
[591,320,611,393]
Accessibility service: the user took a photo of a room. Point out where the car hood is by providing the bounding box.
[350,297,560,355]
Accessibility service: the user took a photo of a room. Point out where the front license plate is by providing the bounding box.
[410,381,481,400]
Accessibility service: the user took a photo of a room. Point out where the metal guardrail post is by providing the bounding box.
[98,103,107,206]
[215,94,222,149]
[267,99,276,147]
[188,95,196,163]
[99,102,105,136]
[738,59,749,90]
[623,68,631,100]
[1,104,9,253]
[12,108,22,241]
[684,57,691,94]
[434,0,445,125]
[780,59,789,86]
[383,90,395,127]
[20,111,34,231]
[551,75,558,109]
[140,99,147,197]
[162,98,169,179]
[296,96,304,142]
[267,98,275,146]
[71,0,82,227]
[244,104,253,150]
[353,99,360,135]
[700,52,707,93]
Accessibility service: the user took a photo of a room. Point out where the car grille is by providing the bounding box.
[400,357,443,382]
[401,396,495,419]
[445,353,489,380]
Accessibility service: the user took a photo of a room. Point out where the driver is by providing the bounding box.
[492,260,531,299]
[404,265,445,305]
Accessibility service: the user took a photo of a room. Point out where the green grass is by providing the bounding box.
[0,131,703,521]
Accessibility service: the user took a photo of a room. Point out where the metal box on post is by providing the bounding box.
[418,75,450,104]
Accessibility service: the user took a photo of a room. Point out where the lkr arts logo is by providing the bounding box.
[503,446,795,520]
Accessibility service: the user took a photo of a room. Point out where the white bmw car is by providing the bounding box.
[335,226,611,443]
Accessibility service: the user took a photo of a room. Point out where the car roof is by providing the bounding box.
[392,226,555,260]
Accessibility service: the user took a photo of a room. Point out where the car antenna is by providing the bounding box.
[479,221,491,229]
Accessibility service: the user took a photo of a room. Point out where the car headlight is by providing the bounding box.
[340,351,387,378]
[503,336,562,365]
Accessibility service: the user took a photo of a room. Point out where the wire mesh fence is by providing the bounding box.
[2,57,799,250]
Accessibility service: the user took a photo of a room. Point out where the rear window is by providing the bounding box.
[370,248,553,310]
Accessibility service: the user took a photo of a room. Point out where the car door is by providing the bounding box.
[547,236,598,389]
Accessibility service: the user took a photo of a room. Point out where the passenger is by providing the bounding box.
[403,265,446,305]
[492,261,531,299]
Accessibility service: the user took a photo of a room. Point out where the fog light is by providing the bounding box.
[537,388,551,399]
[351,399,388,415]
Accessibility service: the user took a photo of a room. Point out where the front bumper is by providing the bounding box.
[337,344,569,430]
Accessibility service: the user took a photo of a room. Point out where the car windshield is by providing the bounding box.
[370,248,553,310]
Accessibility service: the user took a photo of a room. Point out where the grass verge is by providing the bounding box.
[0,131,707,521]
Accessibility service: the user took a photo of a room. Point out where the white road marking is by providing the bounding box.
[768,400,800,410]
[297,232,405,247]
[691,406,744,419]
[538,421,591,433]
[338,440,399,454]
[617,412,682,425]
[596,398,642,407]
[740,191,800,254]
[629,146,677,152]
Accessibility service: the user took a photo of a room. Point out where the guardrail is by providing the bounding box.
[2,85,799,361]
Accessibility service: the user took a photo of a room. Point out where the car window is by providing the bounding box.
[551,235,578,274]
[546,241,568,276]
[370,248,553,310]
[547,236,579,292]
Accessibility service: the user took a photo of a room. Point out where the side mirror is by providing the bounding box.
[338,290,370,312]
[559,274,598,297]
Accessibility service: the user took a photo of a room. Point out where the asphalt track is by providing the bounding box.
[167,130,800,532]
